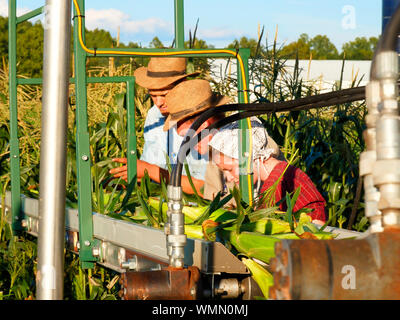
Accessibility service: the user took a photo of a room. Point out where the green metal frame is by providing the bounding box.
[8,0,252,269]
[8,0,22,233]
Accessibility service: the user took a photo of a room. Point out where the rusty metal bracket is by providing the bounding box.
[269,227,400,300]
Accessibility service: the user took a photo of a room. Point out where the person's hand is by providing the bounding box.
[109,158,128,182]
[312,219,325,226]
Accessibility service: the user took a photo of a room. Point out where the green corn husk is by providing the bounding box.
[209,208,237,222]
[184,224,204,239]
[221,230,281,264]
[240,218,292,235]
[148,197,207,223]
[183,206,208,221]
[242,258,274,299]
[271,232,336,240]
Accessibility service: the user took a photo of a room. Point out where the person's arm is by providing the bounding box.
[109,158,204,195]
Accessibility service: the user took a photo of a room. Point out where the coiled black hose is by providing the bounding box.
[170,88,366,187]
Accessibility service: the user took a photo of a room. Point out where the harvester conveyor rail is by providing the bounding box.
[0,191,362,274]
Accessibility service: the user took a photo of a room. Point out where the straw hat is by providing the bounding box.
[134,57,200,90]
[163,79,231,131]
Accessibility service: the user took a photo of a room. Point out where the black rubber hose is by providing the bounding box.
[170,91,366,187]
[380,3,400,51]
[174,92,366,175]
[370,4,400,79]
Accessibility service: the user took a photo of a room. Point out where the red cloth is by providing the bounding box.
[259,162,327,222]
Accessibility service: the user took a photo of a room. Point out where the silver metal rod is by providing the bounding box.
[373,51,400,228]
[361,81,383,233]
[166,185,186,268]
[36,0,71,300]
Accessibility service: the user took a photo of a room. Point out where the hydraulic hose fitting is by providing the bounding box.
[361,81,383,233]
[360,153,382,233]
[376,51,399,115]
[166,185,186,268]
[373,50,400,228]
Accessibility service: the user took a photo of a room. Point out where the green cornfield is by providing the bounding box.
[0,38,369,299]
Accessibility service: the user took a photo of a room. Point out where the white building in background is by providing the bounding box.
[282,60,370,91]
[209,59,371,100]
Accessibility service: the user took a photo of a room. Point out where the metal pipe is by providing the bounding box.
[373,51,400,227]
[237,49,253,205]
[166,185,186,268]
[269,228,400,300]
[8,0,23,233]
[36,0,71,300]
[73,0,97,269]
[174,0,185,49]
[16,6,45,24]
[360,81,383,232]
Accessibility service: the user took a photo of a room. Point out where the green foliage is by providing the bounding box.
[228,36,265,58]
[309,35,340,59]
[280,32,378,60]
[149,36,164,49]
[280,33,340,60]
[341,36,379,60]
[280,33,312,59]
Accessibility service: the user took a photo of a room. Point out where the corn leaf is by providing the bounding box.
[184,162,207,206]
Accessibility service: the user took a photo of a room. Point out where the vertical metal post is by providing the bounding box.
[174,0,185,49]
[73,0,97,269]
[237,49,253,205]
[8,0,23,233]
[127,79,137,184]
[36,0,71,300]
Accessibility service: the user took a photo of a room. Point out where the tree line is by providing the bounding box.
[0,16,379,78]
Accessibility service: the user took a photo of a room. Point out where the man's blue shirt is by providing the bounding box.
[140,106,208,180]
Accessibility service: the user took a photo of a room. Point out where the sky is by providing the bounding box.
[1,0,382,50]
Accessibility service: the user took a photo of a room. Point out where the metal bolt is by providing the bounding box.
[121,257,137,270]
[81,155,88,161]
[130,150,136,155]
[84,240,91,246]
[92,247,100,257]
[13,155,17,159]
[21,219,28,228]
[118,248,126,266]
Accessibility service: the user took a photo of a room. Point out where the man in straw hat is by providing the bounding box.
[109,57,205,184]
[160,79,285,198]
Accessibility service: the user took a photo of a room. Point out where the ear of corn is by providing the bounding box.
[184,224,204,239]
[271,231,336,240]
[145,191,337,299]
[242,258,273,299]
[208,208,237,222]
[148,197,206,223]
[221,230,280,263]
[240,217,292,235]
